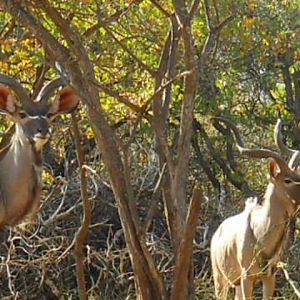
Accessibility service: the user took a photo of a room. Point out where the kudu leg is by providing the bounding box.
[262,275,276,299]
[214,275,229,299]
[235,286,244,300]
[215,282,229,299]
[240,277,254,300]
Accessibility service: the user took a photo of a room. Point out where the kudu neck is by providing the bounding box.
[264,183,297,218]
[13,124,31,146]
[11,124,43,167]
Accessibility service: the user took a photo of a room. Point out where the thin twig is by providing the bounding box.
[72,112,92,300]
[278,262,300,298]
[150,0,171,18]
[84,0,143,38]
[141,163,166,237]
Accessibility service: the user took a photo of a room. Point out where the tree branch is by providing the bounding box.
[72,113,92,300]
[84,0,143,38]
[33,0,91,71]
[191,126,221,194]
[150,0,172,18]
[98,21,157,77]
[210,119,255,196]
[172,0,199,229]
[170,187,202,300]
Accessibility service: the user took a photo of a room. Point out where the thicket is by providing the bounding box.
[0,1,300,299]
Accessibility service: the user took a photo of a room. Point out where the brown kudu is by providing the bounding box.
[210,117,300,299]
[0,74,79,227]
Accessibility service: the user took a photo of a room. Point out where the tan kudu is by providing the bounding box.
[0,74,78,227]
[210,117,300,299]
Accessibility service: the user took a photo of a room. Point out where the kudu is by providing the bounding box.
[210,117,300,300]
[0,74,78,227]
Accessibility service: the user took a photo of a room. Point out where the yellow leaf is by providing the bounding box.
[242,17,256,27]
[262,38,269,46]
[276,102,284,111]
[294,49,300,61]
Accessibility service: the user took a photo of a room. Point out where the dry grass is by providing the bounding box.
[0,167,299,299]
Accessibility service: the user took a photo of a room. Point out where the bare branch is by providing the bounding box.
[215,14,234,32]
[190,0,201,18]
[150,0,172,18]
[72,113,92,300]
[33,0,91,70]
[170,187,202,300]
[89,80,143,114]
[99,22,157,77]
[140,163,167,236]
[172,0,199,221]
[84,0,143,38]
[278,263,300,298]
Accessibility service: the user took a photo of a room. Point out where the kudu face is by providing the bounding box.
[11,109,51,150]
[210,117,300,300]
[21,116,51,149]
[0,79,78,149]
[0,75,79,226]
[270,162,300,205]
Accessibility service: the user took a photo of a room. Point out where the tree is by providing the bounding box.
[0,1,205,299]
[1,0,300,299]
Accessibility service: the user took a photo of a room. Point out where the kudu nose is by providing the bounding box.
[37,127,51,137]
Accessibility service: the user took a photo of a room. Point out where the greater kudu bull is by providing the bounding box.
[0,74,78,227]
[210,117,300,299]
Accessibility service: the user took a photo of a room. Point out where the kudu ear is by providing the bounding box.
[0,85,18,115]
[269,159,280,179]
[49,87,79,117]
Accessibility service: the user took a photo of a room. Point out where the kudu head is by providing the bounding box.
[213,117,300,206]
[0,74,79,150]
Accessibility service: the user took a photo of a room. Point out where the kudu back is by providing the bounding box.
[0,74,78,227]
[210,117,300,300]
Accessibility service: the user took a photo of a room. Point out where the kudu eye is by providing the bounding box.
[284,178,293,185]
[46,112,54,119]
[19,111,27,119]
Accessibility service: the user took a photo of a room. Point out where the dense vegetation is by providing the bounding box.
[0,0,300,299]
